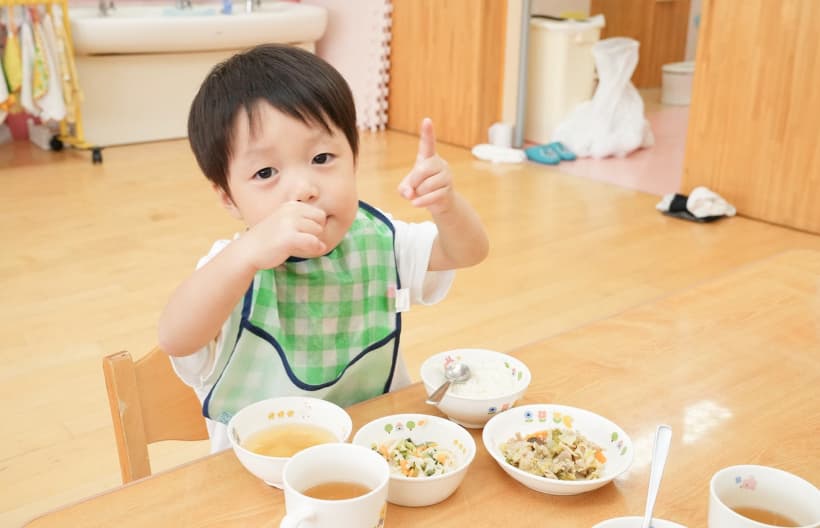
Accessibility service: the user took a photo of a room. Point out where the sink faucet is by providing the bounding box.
[245,0,261,13]
[98,0,115,16]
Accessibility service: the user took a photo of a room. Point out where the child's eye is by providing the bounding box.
[253,167,277,180]
[312,153,335,165]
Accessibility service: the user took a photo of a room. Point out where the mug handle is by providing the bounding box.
[280,509,315,528]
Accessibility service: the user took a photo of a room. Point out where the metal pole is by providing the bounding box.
[513,0,532,148]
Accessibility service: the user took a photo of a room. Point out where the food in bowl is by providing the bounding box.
[499,428,606,480]
[420,349,531,428]
[373,437,457,477]
[228,396,352,488]
[242,422,337,457]
[352,413,476,507]
[448,356,522,398]
[482,404,633,495]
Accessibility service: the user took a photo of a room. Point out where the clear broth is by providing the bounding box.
[241,422,336,458]
[732,506,800,527]
[302,481,371,500]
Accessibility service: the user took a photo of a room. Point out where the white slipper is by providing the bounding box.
[687,186,736,218]
[471,144,527,164]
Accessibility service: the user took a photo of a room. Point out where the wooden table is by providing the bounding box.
[26,250,820,527]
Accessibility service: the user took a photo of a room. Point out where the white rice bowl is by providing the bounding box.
[420,349,531,428]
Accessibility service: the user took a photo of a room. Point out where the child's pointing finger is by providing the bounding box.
[416,117,436,162]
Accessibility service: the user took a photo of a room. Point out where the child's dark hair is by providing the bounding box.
[188,44,358,195]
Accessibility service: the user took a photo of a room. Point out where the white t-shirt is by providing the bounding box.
[171,215,454,452]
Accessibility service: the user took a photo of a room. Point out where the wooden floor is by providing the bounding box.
[2,131,819,526]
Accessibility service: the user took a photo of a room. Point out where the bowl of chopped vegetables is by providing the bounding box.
[481,404,633,495]
[352,413,476,507]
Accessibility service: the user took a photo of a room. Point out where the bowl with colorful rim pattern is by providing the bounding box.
[352,413,477,507]
[228,396,353,488]
[481,403,633,495]
[420,349,531,428]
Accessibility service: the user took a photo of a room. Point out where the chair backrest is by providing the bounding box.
[103,347,209,483]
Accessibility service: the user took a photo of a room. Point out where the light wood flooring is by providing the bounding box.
[2,131,819,526]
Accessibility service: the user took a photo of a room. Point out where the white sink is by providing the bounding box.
[70,1,327,55]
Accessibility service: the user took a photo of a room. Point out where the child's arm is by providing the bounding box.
[397,118,489,271]
[158,202,326,357]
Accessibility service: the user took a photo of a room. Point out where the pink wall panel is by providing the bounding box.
[304,0,391,130]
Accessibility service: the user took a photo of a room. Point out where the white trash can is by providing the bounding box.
[524,14,605,145]
[661,61,695,105]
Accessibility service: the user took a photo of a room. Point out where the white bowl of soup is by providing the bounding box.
[228,396,353,488]
[352,413,476,507]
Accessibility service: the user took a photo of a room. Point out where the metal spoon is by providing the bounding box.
[425,362,471,405]
[641,425,673,528]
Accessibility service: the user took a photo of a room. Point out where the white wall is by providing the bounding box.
[502,0,524,125]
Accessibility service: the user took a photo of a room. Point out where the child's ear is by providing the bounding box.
[214,184,242,220]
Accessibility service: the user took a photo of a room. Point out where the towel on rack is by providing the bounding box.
[0,62,9,125]
[30,8,51,102]
[20,15,38,116]
[3,7,23,95]
[36,10,66,121]
[48,10,75,123]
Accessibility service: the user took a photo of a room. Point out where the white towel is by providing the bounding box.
[19,16,38,117]
[37,12,66,122]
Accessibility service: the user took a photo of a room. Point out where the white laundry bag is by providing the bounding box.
[552,37,654,158]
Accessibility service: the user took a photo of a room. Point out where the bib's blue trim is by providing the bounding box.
[358,201,397,240]
[242,320,398,390]
[360,200,401,392]
[202,285,253,419]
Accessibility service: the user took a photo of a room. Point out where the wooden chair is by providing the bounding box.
[103,347,209,483]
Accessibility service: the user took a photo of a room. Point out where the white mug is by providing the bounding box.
[709,465,820,528]
[280,443,389,528]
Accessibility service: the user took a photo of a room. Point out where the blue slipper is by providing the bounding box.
[525,144,561,165]
[547,141,576,161]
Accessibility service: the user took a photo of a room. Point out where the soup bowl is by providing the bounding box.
[227,396,352,488]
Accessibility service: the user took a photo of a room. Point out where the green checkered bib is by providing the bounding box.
[204,203,401,424]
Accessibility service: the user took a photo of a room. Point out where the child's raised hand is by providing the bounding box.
[398,118,455,216]
[242,201,327,269]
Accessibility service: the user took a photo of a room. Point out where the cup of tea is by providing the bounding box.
[709,465,820,528]
[280,443,390,528]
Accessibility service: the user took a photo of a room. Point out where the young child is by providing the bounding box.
[158,44,488,451]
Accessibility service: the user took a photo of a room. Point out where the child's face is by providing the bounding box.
[219,101,358,254]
